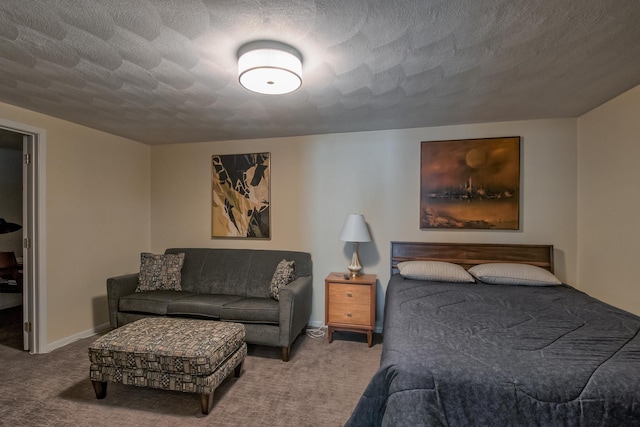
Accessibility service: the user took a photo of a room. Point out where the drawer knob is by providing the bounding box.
[347,312,353,317]
[346,292,353,297]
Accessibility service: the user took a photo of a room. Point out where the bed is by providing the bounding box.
[346,242,640,426]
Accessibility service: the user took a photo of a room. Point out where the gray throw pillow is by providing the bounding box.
[270,259,296,300]
[136,252,185,292]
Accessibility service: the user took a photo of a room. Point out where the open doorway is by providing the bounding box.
[0,120,45,354]
[0,129,24,350]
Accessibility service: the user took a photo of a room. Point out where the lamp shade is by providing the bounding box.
[339,214,371,243]
[238,41,302,95]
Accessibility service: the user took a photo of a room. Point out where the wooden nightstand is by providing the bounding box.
[325,272,377,347]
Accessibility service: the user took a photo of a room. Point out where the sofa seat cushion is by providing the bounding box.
[119,291,195,315]
[167,294,244,318]
[218,297,279,324]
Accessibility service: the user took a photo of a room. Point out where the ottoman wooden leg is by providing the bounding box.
[201,392,214,415]
[92,381,107,399]
[234,361,243,377]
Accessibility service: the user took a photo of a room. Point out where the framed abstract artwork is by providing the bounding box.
[211,152,270,239]
[420,137,520,230]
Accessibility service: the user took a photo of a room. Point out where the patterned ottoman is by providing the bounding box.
[88,317,247,415]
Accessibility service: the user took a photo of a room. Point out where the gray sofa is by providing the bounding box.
[107,248,312,362]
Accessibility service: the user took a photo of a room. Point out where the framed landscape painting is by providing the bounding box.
[212,152,270,239]
[420,137,520,230]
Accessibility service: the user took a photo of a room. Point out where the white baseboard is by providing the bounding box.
[308,320,383,334]
[44,320,380,353]
[44,322,111,353]
[307,320,325,329]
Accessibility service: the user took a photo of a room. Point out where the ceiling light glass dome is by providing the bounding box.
[237,41,303,95]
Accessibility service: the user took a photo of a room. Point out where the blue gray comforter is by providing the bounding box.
[346,275,640,426]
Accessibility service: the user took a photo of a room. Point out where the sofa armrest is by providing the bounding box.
[278,275,313,348]
[107,273,138,328]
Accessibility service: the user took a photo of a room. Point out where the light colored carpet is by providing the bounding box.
[0,325,382,426]
[0,306,22,350]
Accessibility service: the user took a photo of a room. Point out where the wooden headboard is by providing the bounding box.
[390,242,554,275]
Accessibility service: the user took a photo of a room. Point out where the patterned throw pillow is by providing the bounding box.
[136,252,185,292]
[270,259,296,300]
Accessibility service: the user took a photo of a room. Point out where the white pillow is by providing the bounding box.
[468,263,561,286]
[397,261,475,283]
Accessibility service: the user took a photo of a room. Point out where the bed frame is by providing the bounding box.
[390,242,554,275]
[346,242,640,426]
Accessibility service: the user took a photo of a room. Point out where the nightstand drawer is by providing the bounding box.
[328,283,371,304]
[328,303,370,325]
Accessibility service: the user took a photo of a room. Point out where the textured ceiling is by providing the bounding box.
[1,0,639,145]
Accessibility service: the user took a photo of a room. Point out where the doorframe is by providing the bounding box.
[0,118,46,354]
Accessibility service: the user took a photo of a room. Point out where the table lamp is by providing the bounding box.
[339,214,371,277]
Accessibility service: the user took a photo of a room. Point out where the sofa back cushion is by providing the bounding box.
[164,248,312,298]
[244,250,311,298]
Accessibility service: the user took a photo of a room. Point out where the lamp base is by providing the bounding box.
[347,268,362,278]
[347,243,363,277]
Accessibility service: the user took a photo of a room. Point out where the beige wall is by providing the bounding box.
[151,119,578,329]
[577,85,640,316]
[0,99,587,344]
[3,81,637,345]
[0,102,151,346]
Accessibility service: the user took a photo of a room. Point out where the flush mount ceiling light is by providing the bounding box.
[237,41,302,95]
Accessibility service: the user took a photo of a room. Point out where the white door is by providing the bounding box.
[2,119,46,354]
